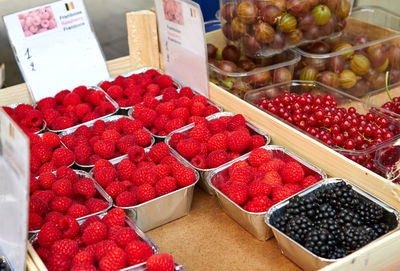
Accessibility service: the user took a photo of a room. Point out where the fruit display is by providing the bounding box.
[209,146,325,211]
[219,0,353,57]
[294,32,400,97]
[29,132,74,176]
[31,208,157,271]
[208,43,299,98]
[60,116,154,167]
[267,179,398,266]
[129,87,221,138]
[91,142,198,206]
[35,85,118,132]
[166,113,269,170]
[29,169,111,231]
[246,80,400,174]
[2,104,45,134]
[99,68,180,109]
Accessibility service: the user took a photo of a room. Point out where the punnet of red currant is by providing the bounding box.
[245,80,400,175]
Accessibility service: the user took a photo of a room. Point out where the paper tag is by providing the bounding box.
[3,0,109,102]
[155,0,209,97]
[0,109,30,271]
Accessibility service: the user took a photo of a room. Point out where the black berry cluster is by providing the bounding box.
[271,181,395,259]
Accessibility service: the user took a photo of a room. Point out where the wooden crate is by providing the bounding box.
[3,12,397,271]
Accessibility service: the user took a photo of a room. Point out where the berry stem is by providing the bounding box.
[385,71,393,103]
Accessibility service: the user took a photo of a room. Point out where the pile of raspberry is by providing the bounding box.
[33,208,156,271]
[36,85,117,131]
[131,87,220,136]
[29,167,110,231]
[169,114,267,169]
[29,132,74,176]
[99,69,178,108]
[92,142,197,207]
[2,103,44,134]
[211,148,323,212]
[61,117,153,166]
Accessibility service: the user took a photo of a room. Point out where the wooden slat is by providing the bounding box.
[27,240,48,271]
[26,254,39,271]
[126,11,160,70]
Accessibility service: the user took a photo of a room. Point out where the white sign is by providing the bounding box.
[0,109,30,271]
[3,0,109,102]
[155,0,209,97]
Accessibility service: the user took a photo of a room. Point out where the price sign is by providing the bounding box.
[3,0,109,102]
[155,0,209,97]
[0,109,30,271]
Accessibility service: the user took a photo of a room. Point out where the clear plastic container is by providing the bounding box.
[219,0,354,58]
[207,145,326,240]
[265,177,400,270]
[374,139,400,183]
[244,80,400,174]
[293,6,400,98]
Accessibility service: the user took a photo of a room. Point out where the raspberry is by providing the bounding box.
[206,150,228,168]
[29,195,48,216]
[72,85,88,98]
[15,104,34,119]
[38,134,58,151]
[52,116,74,130]
[123,119,143,134]
[260,158,285,173]
[25,109,43,127]
[244,196,273,212]
[32,142,53,163]
[131,166,156,186]
[227,182,248,205]
[176,138,201,160]
[230,167,253,184]
[281,161,305,184]
[74,144,93,165]
[207,133,227,152]
[67,204,89,218]
[227,131,251,153]
[102,208,126,228]
[250,135,266,150]
[102,129,121,143]
[72,251,94,266]
[190,155,207,169]
[146,83,161,96]
[116,191,137,207]
[49,196,73,213]
[189,124,211,143]
[175,96,192,109]
[190,101,206,116]
[114,227,138,248]
[94,167,117,189]
[156,75,174,89]
[94,240,119,261]
[136,184,156,203]
[29,212,44,231]
[301,175,318,189]
[153,164,171,179]
[51,239,78,259]
[73,177,96,199]
[155,177,177,196]
[106,181,127,199]
[37,97,56,111]
[33,190,56,204]
[204,105,220,116]
[52,148,74,168]
[146,253,175,271]
[164,118,185,134]
[31,155,42,174]
[227,114,246,131]
[263,170,283,187]
[91,120,106,136]
[82,112,101,123]
[99,247,128,271]
[248,148,271,167]
[117,159,135,181]
[45,211,63,225]
[61,134,74,150]
[107,85,124,100]
[82,221,107,245]
[38,222,62,248]
[271,186,293,204]
[46,254,71,271]
[173,166,196,187]
[125,240,153,266]
[169,107,189,122]
[137,108,157,129]
[39,162,57,174]
[30,175,40,193]
[143,96,160,109]
[39,172,57,190]
[63,92,82,107]
[148,142,170,163]
[36,247,52,262]
[133,129,152,147]
[284,183,302,194]
[249,180,272,198]
[93,140,115,159]
[52,178,73,197]
[75,103,91,120]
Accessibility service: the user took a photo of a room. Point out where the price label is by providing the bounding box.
[3,0,109,102]
[0,109,29,271]
[155,0,209,97]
